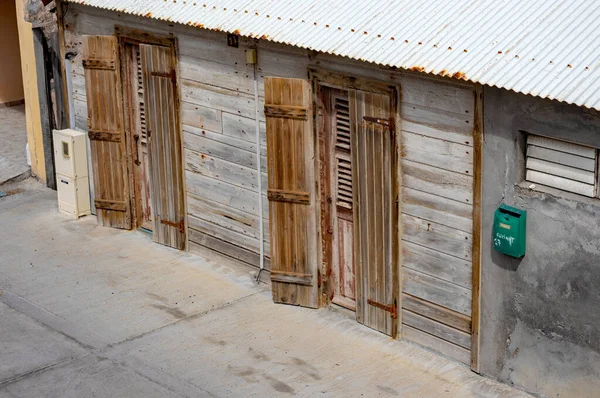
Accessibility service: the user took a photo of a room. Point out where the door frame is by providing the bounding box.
[310,67,402,324]
[115,26,188,249]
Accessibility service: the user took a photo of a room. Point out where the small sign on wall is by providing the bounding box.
[227,34,239,48]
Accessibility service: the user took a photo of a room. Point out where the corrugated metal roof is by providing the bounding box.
[65,0,600,110]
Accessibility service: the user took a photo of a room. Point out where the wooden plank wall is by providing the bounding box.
[65,9,478,364]
[399,79,475,364]
[313,55,476,364]
[63,5,310,269]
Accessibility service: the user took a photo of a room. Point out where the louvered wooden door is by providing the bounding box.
[140,44,186,250]
[264,77,319,308]
[351,90,399,337]
[329,91,357,310]
[83,36,131,229]
[124,43,153,231]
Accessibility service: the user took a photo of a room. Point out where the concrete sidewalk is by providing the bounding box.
[0,179,533,398]
[0,105,30,186]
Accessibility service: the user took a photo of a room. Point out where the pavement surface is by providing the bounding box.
[0,179,533,398]
[0,105,31,186]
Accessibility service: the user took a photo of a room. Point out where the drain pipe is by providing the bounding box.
[250,49,265,282]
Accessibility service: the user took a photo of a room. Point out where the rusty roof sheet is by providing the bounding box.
[65,0,600,110]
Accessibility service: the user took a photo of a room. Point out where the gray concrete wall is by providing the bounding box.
[481,86,600,397]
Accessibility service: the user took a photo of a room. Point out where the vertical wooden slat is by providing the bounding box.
[350,90,364,323]
[82,35,131,229]
[143,46,160,244]
[470,84,483,372]
[293,79,307,305]
[366,93,377,328]
[283,79,295,303]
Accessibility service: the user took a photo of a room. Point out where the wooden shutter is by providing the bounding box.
[332,92,356,308]
[265,77,319,308]
[83,36,131,229]
[350,90,399,337]
[334,96,353,210]
[140,44,186,250]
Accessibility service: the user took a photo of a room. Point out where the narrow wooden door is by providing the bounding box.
[264,77,319,309]
[82,35,131,229]
[350,89,399,337]
[124,43,152,231]
[328,90,357,310]
[140,43,186,250]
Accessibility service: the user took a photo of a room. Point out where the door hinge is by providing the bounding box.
[363,116,394,130]
[160,218,185,234]
[150,69,176,83]
[367,298,398,319]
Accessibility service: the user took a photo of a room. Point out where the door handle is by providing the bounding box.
[134,134,141,166]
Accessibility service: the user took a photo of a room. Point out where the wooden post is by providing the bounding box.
[55,0,70,128]
[470,84,484,372]
[32,28,56,189]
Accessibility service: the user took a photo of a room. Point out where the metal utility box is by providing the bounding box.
[493,204,526,258]
[53,129,91,218]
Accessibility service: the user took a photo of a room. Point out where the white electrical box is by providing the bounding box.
[53,129,91,218]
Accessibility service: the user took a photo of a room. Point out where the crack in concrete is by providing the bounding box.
[109,289,264,347]
[0,288,107,350]
[0,286,262,397]
[0,355,89,388]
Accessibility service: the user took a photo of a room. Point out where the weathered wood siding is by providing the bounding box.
[64,5,477,363]
[399,79,475,365]
[64,6,311,268]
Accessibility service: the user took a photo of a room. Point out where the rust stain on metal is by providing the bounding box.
[410,65,425,72]
[260,34,269,40]
[160,218,185,234]
[367,298,397,319]
[233,29,240,34]
[453,71,466,79]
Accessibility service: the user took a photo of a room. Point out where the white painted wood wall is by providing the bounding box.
[65,4,476,363]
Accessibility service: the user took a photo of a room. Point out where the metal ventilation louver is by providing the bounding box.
[526,134,597,197]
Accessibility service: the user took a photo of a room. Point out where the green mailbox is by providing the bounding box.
[493,204,526,258]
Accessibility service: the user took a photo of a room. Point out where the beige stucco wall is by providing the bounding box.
[0,0,25,104]
[15,0,45,181]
